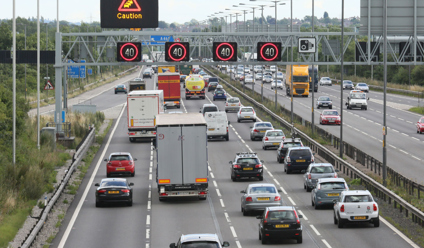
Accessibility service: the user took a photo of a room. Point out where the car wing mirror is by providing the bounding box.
[298,214,303,219]
[256,216,263,219]
[228,121,230,124]
[222,241,230,247]
[94,183,100,186]
[335,169,340,172]
[240,190,246,193]
[260,160,264,163]
[368,97,370,100]
[277,189,282,193]
[332,199,338,204]
[134,158,137,161]
[169,243,176,248]
[129,182,134,186]
[104,159,108,162]
[199,111,202,113]
[229,161,233,164]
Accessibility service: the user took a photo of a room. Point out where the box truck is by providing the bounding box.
[127,90,164,142]
[158,72,181,108]
[155,113,209,201]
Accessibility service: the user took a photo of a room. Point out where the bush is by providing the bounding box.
[21,166,45,200]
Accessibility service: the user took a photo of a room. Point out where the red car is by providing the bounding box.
[320,110,341,125]
[417,117,424,134]
[104,152,137,177]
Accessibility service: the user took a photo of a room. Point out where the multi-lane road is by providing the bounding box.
[50,67,419,248]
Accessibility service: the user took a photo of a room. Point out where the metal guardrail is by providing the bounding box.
[20,127,96,248]
[203,66,424,227]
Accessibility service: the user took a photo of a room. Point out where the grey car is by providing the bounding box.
[302,163,339,192]
[311,178,348,209]
[240,183,283,216]
[343,80,354,90]
[316,96,333,109]
[250,122,274,141]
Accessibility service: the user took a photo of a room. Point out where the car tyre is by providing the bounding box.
[259,231,262,240]
[373,217,380,227]
[261,234,268,244]
[127,199,133,206]
[250,136,254,141]
[334,211,338,224]
[306,185,311,192]
[297,238,303,244]
[237,119,241,123]
[314,202,319,209]
[96,201,101,208]
[286,168,291,174]
[330,106,333,109]
[263,146,267,150]
[243,208,249,216]
[115,92,117,94]
[253,119,256,122]
[258,176,264,181]
[106,173,110,178]
[129,137,134,143]
[213,98,215,101]
[131,171,135,177]
[337,214,344,228]
[312,198,315,206]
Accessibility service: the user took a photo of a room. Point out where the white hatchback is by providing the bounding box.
[271,80,283,89]
[237,106,257,122]
[262,129,285,150]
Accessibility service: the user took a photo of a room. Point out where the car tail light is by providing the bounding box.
[274,196,281,201]
[252,110,255,114]
[234,164,241,169]
[226,103,228,106]
[199,191,208,195]
[294,211,300,224]
[311,156,314,163]
[334,173,338,178]
[160,193,168,196]
[98,189,106,193]
[286,157,291,163]
[129,161,133,165]
[340,204,345,212]
[255,164,262,168]
[253,129,259,133]
[317,184,321,190]
[239,110,242,114]
[308,174,311,179]
[153,132,156,135]
[239,102,241,106]
[373,204,377,211]
[121,189,130,193]
[246,197,253,202]
[128,132,135,136]
[264,137,269,141]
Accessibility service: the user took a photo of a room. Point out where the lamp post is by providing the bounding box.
[239,3,258,32]
[232,5,250,32]
[269,2,286,32]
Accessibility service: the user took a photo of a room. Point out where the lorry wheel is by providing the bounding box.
[159,197,166,202]
[129,138,134,142]
[177,105,180,109]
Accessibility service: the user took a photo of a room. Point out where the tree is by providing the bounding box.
[324,11,329,19]
[170,23,177,30]
[0,22,12,50]
[158,21,169,29]
[411,65,424,86]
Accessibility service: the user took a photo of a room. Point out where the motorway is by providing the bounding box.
[220,67,424,184]
[51,67,418,248]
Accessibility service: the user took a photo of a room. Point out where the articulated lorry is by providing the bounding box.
[155,113,209,201]
[129,79,146,92]
[127,90,164,142]
[179,65,193,75]
[158,66,176,73]
[308,65,319,92]
[158,72,181,108]
[185,75,205,99]
[285,65,310,97]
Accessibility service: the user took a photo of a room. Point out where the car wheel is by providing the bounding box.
[106,173,110,178]
[259,230,262,240]
[237,119,240,123]
[314,202,319,209]
[334,211,338,224]
[243,208,249,216]
[297,237,303,244]
[337,214,344,228]
[277,156,281,163]
[317,106,320,109]
[330,106,333,109]
[131,171,135,177]
[306,185,311,192]
[96,201,101,208]
[127,199,133,206]
[129,138,134,143]
[225,110,228,113]
[258,176,264,181]
[250,136,254,141]
[231,174,236,182]
[364,106,368,110]
[262,146,267,150]
[115,92,117,94]
[213,98,215,101]
[261,233,268,244]
[286,168,291,174]
[374,216,380,227]
[159,197,165,202]
[253,119,256,122]
[312,198,315,206]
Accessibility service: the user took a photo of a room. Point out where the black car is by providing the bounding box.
[283,147,314,174]
[143,71,152,79]
[257,206,303,244]
[209,77,219,85]
[276,138,303,163]
[229,152,264,181]
[94,178,134,207]
[114,84,127,94]
[316,96,333,109]
[208,82,219,92]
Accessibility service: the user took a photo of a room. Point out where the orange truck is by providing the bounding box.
[158,72,181,109]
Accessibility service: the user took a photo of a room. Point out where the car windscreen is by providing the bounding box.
[209,78,218,82]
[322,77,330,80]
[323,111,339,116]
[250,186,276,194]
[110,155,130,161]
[344,195,373,203]
[357,83,367,86]
[350,93,366,99]
[101,181,127,187]
[290,150,311,157]
[319,182,346,190]
[181,242,220,248]
[204,107,218,112]
[318,97,330,101]
[236,158,259,164]
[267,210,295,220]
[310,166,334,173]
[241,108,253,112]
[227,98,239,103]
[255,123,272,128]
[116,85,125,88]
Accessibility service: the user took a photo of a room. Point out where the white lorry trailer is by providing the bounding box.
[155,113,209,201]
[127,90,164,142]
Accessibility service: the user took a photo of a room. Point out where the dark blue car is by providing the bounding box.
[213,89,227,101]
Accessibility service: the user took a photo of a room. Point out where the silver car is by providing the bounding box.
[311,178,348,209]
[302,163,339,192]
[240,183,283,216]
[319,77,332,86]
[237,106,257,122]
[225,97,241,112]
[263,75,273,83]
[271,80,283,89]
[250,122,274,141]
[262,129,285,150]
[244,75,255,84]
[355,82,369,92]
[255,73,263,81]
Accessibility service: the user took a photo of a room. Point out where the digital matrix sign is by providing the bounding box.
[213,42,238,62]
[117,42,142,62]
[165,42,190,62]
[257,42,282,62]
[101,0,158,28]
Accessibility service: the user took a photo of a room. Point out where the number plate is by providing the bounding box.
[329,120,335,123]
[231,104,236,106]
[260,131,266,133]
[273,143,280,145]
[108,191,119,194]
[354,216,367,220]
[245,116,250,118]
[116,168,125,171]
[296,160,306,162]
[275,224,289,228]
[118,88,123,90]
[243,167,253,170]
[208,128,215,131]
[257,197,270,201]
[218,94,222,96]
[327,193,339,196]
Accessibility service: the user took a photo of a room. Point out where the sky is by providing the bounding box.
[1,0,360,24]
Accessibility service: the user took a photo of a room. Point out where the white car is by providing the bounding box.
[262,129,285,150]
[271,80,283,90]
[225,97,241,112]
[254,65,263,73]
[333,190,379,228]
[355,83,369,92]
[255,73,263,81]
[237,106,257,122]
[319,77,332,86]
[244,75,255,84]
[263,75,273,83]
[270,65,277,73]
[276,72,284,80]
[244,67,250,73]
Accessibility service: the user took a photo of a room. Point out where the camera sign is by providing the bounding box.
[298,37,316,53]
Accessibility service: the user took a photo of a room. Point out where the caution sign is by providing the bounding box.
[44,80,54,90]
[101,0,158,29]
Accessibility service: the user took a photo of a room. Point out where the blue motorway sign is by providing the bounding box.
[87,69,92,75]
[79,60,86,79]
[67,60,79,79]
[142,35,174,45]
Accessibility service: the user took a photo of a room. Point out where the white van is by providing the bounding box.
[346,90,369,110]
[204,112,230,141]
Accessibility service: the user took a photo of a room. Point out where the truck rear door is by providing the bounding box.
[128,96,158,128]
[156,126,183,184]
[182,125,208,184]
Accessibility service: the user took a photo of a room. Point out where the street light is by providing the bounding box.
[232,5,250,32]
[251,0,285,32]
[225,9,243,32]
[239,3,258,32]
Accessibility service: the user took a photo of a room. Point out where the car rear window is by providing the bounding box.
[241,108,253,112]
[227,98,240,103]
[267,210,295,220]
[215,90,225,94]
[256,123,272,128]
[209,78,218,83]
[284,143,302,148]
[310,166,334,173]
[116,85,125,88]
[319,182,346,190]
[209,82,218,86]
[204,107,218,113]
[236,158,259,164]
[290,150,311,157]
[344,195,373,203]
[250,186,276,194]
[266,131,284,136]
[181,242,220,248]
[110,155,130,161]
[323,111,339,115]
[101,181,127,187]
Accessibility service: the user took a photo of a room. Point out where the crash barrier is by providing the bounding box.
[203,66,424,227]
[20,127,95,248]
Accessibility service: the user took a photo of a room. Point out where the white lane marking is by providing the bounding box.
[389,145,397,149]
[297,210,308,220]
[273,178,280,185]
[412,155,421,161]
[146,215,150,225]
[236,241,242,248]
[412,137,419,141]
[216,189,222,197]
[210,172,215,179]
[392,129,399,133]
[380,217,420,248]
[288,197,296,205]
[407,121,413,124]
[280,186,287,195]
[220,199,225,208]
[58,103,127,248]
[146,229,150,239]
[230,226,238,238]
[322,239,333,248]
[148,191,151,199]
[149,167,152,173]
[401,133,409,136]
[208,165,212,171]
[400,150,409,155]
[310,225,321,236]
[399,118,404,121]
[149,174,152,181]
[213,181,218,187]
[224,213,231,223]
[147,201,151,210]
